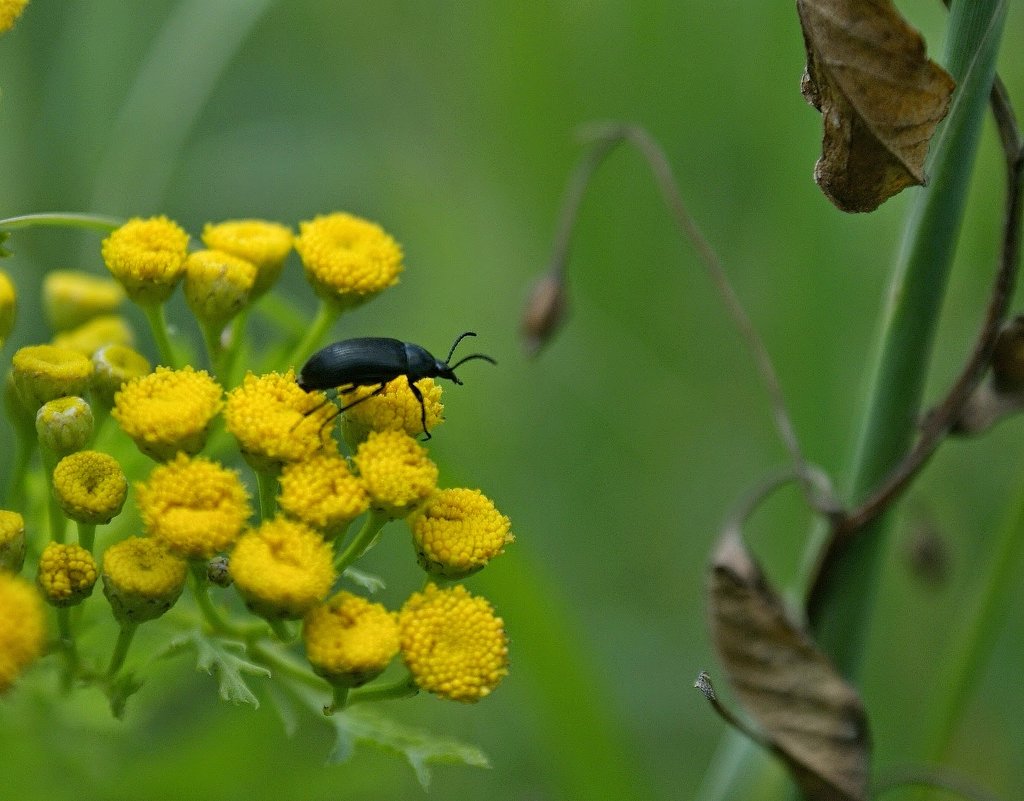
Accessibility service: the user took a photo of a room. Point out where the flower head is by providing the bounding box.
[409,489,513,579]
[230,518,335,619]
[295,212,403,309]
[184,249,257,328]
[352,430,438,518]
[136,453,250,559]
[101,216,190,305]
[278,454,369,536]
[0,0,29,34]
[37,542,98,607]
[35,396,94,456]
[340,377,443,443]
[0,572,45,693]
[224,371,336,472]
[0,510,26,572]
[201,219,293,298]
[11,344,93,409]
[52,450,127,525]
[112,366,223,461]
[91,344,152,407]
[0,269,15,347]
[51,315,134,357]
[42,270,125,331]
[303,591,399,686]
[102,537,187,623]
[399,584,508,702]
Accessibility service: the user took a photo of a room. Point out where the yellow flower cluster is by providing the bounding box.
[398,584,508,703]
[112,366,222,460]
[11,344,93,409]
[202,219,293,298]
[339,376,444,442]
[409,488,513,578]
[37,542,97,607]
[303,591,399,687]
[0,511,26,573]
[0,572,45,693]
[51,450,127,525]
[136,454,251,559]
[352,430,438,517]
[278,453,369,535]
[0,0,29,35]
[101,216,190,305]
[102,537,187,623]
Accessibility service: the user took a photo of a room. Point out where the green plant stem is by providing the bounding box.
[255,469,278,523]
[4,418,35,507]
[328,686,349,713]
[77,522,96,553]
[334,510,389,572]
[808,0,1008,677]
[141,301,181,368]
[220,308,250,388]
[40,447,67,545]
[347,672,419,705]
[56,607,78,690]
[106,622,138,679]
[0,212,122,233]
[199,318,229,385]
[189,563,233,634]
[285,299,340,369]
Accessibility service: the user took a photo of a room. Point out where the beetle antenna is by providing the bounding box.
[450,353,497,370]
[445,331,478,364]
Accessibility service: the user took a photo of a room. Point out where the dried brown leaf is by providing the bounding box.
[798,0,956,212]
[708,529,870,801]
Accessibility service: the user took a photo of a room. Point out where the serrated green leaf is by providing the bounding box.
[342,566,386,594]
[328,707,491,789]
[160,629,270,708]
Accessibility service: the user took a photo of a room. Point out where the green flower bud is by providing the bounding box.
[35,396,94,456]
[184,249,257,329]
[91,344,152,407]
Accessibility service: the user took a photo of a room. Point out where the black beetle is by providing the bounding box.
[297,332,496,440]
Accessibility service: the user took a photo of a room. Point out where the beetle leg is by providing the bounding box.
[406,379,431,441]
[337,382,387,414]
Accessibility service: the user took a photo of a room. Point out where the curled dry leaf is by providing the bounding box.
[708,529,870,801]
[798,0,956,212]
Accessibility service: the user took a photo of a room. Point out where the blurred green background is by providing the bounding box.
[2,2,1023,799]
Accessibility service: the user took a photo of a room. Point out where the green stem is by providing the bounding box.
[255,469,278,523]
[40,447,67,545]
[106,622,138,679]
[334,510,389,572]
[284,299,341,370]
[199,318,229,385]
[3,419,35,508]
[808,0,1008,677]
[76,522,96,553]
[220,308,250,388]
[189,562,234,634]
[0,212,122,233]
[56,607,78,691]
[327,685,350,713]
[347,672,419,705]
[141,301,180,368]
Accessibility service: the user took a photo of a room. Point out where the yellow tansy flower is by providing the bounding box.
[136,453,250,559]
[399,584,508,703]
[37,542,97,607]
[0,269,15,347]
[51,314,134,357]
[101,536,187,623]
[230,518,335,619]
[294,212,403,309]
[201,219,293,298]
[0,0,29,34]
[51,450,127,525]
[11,344,93,409]
[352,430,438,518]
[0,572,45,693]
[112,366,223,461]
[91,344,152,407]
[303,591,399,687]
[35,396,94,456]
[340,376,444,443]
[224,371,336,472]
[42,270,126,331]
[278,453,369,536]
[101,216,189,305]
[184,249,257,328]
[0,510,26,572]
[409,489,513,579]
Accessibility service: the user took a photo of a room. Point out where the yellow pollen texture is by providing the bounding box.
[102,537,186,623]
[278,454,369,533]
[112,366,223,460]
[12,344,93,408]
[100,216,189,303]
[230,518,335,619]
[295,212,403,304]
[136,454,250,559]
[352,430,438,516]
[399,584,508,703]
[340,376,444,437]
[410,488,513,578]
[303,591,399,685]
[201,219,293,296]
[0,572,45,693]
[51,450,127,525]
[37,542,98,607]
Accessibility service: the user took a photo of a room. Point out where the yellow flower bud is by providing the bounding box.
[352,430,438,518]
[278,453,369,536]
[51,315,134,357]
[51,450,127,525]
[303,591,399,687]
[201,219,293,299]
[409,488,513,579]
[0,572,46,693]
[101,537,187,623]
[37,542,98,607]
[295,212,403,310]
[183,249,257,328]
[35,396,94,456]
[101,216,189,305]
[0,510,26,573]
[42,270,126,331]
[0,269,16,347]
[11,344,93,410]
[91,344,152,407]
